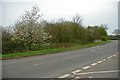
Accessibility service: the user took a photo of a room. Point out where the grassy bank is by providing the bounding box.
[1,40,111,60]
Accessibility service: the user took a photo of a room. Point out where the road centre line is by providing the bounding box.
[113,54,116,57]
[72,70,81,74]
[36,50,118,66]
[91,63,98,66]
[102,59,106,62]
[59,74,70,78]
[58,53,117,78]
[107,56,111,59]
[82,66,91,70]
[97,60,103,64]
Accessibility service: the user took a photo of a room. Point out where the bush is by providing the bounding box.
[2,40,14,54]
[100,36,107,41]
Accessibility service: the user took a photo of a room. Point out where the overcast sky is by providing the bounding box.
[1,0,119,34]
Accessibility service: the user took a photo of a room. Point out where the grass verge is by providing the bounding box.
[1,40,111,60]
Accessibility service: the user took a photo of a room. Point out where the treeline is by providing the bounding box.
[2,5,108,54]
[46,20,108,43]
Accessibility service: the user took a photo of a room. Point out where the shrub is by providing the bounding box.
[100,36,107,41]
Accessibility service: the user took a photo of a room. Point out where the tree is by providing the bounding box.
[86,26,96,42]
[85,25,108,42]
[72,15,85,42]
[72,14,83,26]
[46,17,85,43]
[112,29,120,40]
[112,29,120,36]
[2,27,14,53]
[99,25,107,36]
[13,5,44,50]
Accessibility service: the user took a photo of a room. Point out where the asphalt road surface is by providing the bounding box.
[59,52,118,78]
[2,40,119,78]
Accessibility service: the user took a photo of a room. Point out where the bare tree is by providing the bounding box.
[113,29,120,36]
[72,14,83,25]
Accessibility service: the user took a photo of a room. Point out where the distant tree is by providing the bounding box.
[112,29,120,40]
[72,14,83,26]
[99,24,107,36]
[86,26,95,42]
[46,19,74,43]
[112,29,120,36]
[72,15,85,42]
[47,17,85,43]
[86,25,108,42]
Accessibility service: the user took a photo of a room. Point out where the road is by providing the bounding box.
[59,52,118,78]
[73,54,118,78]
[2,40,118,78]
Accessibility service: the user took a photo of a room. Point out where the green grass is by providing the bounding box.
[1,40,111,60]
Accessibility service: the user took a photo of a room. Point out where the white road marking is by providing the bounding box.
[89,76,93,78]
[33,53,115,66]
[75,77,81,78]
[76,70,120,75]
[59,74,70,78]
[113,54,116,57]
[91,63,98,66]
[82,66,91,69]
[34,53,116,66]
[97,60,103,64]
[107,57,110,59]
[102,59,106,62]
[72,70,81,74]
[59,53,118,78]
[109,56,113,58]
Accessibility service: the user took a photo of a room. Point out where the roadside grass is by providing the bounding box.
[1,40,111,60]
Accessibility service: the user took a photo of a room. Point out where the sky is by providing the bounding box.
[0,0,119,35]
